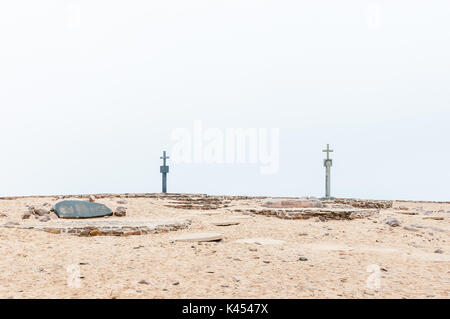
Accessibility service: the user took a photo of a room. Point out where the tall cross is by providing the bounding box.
[323,144,333,160]
[322,144,334,199]
[160,151,170,193]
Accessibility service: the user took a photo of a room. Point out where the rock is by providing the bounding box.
[235,238,285,245]
[33,208,50,216]
[174,232,223,242]
[0,212,8,218]
[383,218,400,227]
[211,221,240,226]
[172,281,180,286]
[2,222,20,227]
[423,217,444,221]
[232,276,240,282]
[138,280,150,285]
[89,230,102,236]
[54,200,112,219]
[403,226,418,232]
[434,249,444,254]
[114,207,127,217]
[38,215,51,222]
[117,200,127,205]
[22,211,32,219]
[298,257,308,261]
[89,195,96,202]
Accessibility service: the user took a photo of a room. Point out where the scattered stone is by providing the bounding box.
[263,260,271,264]
[138,280,150,285]
[211,221,240,226]
[114,207,127,217]
[89,195,96,202]
[117,200,127,205]
[22,212,32,219]
[172,281,180,286]
[232,276,240,282]
[403,226,418,232]
[396,211,418,215]
[434,249,444,254]
[89,230,102,236]
[249,248,258,252]
[0,212,8,218]
[174,232,223,242]
[383,218,400,227]
[33,208,50,216]
[38,215,51,222]
[423,217,444,220]
[1,221,20,227]
[298,257,308,261]
[234,238,285,245]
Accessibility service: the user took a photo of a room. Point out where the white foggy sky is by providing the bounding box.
[0,1,449,200]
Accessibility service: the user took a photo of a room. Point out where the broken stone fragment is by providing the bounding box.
[114,206,127,217]
[174,232,223,242]
[33,208,50,216]
[22,211,32,219]
[38,215,51,222]
[383,218,400,227]
[89,195,96,202]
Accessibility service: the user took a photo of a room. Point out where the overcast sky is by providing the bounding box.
[0,1,449,200]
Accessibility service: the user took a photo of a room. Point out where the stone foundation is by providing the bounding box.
[1,219,190,237]
[235,208,379,220]
[331,198,393,209]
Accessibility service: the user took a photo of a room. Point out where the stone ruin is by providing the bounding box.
[1,219,190,237]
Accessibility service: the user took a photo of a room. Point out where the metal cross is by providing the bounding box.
[160,151,170,193]
[322,144,334,160]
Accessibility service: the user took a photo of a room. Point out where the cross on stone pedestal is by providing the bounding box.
[160,151,170,193]
[322,144,334,199]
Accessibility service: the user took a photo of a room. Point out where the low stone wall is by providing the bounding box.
[234,208,379,220]
[1,219,190,237]
[332,198,393,209]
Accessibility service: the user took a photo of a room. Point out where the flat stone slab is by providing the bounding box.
[54,200,112,219]
[173,232,223,242]
[262,199,323,209]
[0,219,190,237]
[234,238,285,245]
[211,221,240,226]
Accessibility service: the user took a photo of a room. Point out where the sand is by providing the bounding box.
[0,195,448,299]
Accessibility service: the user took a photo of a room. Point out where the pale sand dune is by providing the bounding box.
[0,195,448,299]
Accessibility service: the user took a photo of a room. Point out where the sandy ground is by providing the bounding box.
[0,195,448,299]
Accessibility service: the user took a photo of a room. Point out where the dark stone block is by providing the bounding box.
[54,200,113,219]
